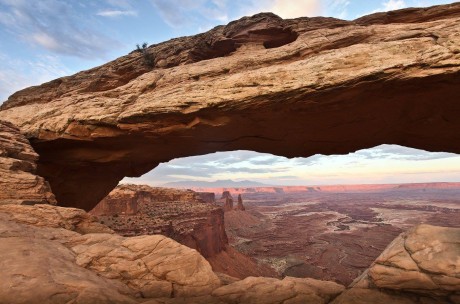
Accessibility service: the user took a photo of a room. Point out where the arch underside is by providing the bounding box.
[0,6,459,210]
[31,71,460,210]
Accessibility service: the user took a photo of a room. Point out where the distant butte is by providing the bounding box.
[1,3,460,212]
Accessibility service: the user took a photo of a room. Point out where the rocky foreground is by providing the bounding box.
[90,184,275,279]
[0,203,458,304]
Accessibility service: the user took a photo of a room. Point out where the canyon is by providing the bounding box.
[90,184,275,278]
[213,184,460,285]
[0,2,460,303]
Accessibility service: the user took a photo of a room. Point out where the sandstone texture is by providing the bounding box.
[0,203,347,304]
[0,204,221,303]
[0,120,56,206]
[91,184,276,279]
[236,194,245,211]
[1,4,460,210]
[223,197,234,212]
[0,203,458,303]
[139,276,345,304]
[91,184,228,258]
[332,224,460,304]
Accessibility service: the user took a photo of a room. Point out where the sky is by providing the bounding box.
[1,0,459,186]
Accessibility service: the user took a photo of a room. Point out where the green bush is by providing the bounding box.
[135,42,155,68]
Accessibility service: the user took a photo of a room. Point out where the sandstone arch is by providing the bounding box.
[1,4,460,210]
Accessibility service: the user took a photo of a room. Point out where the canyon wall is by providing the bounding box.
[91,185,276,279]
[91,185,227,258]
[1,4,460,210]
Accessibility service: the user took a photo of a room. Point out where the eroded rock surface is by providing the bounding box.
[1,4,460,210]
[140,276,345,304]
[332,224,460,304]
[91,184,276,279]
[91,184,228,258]
[1,203,458,303]
[236,194,245,211]
[0,120,56,206]
[0,204,220,303]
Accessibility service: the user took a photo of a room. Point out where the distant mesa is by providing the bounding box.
[163,179,271,188]
[197,192,216,204]
[221,190,233,200]
[219,191,246,212]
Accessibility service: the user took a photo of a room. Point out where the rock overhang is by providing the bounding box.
[0,3,460,210]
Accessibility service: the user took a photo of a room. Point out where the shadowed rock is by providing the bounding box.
[0,120,56,206]
[235,194,245,211]
[223,197,234,212]
[1,4,460,211]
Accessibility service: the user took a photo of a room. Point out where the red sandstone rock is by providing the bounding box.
[223,197,234,212]
[332,224,460,304]
[197,192,216,204]
[221,191,232,200]
[235,194,245,211]
[0,204,220,303]
[0,120,56,206]
[1,4,460,210]
[91,184,228,258]
[91,185,274,279]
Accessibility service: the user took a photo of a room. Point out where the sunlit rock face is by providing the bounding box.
[0,120,56,206]
[0,204,221,303]
[90,185,276,279]
[0,204,458,303]
[1,3,460,210]
[332,224,460,304]
[90,184,228,259]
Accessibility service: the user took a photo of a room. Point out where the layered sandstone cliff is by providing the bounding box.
[91,184,275,278]
[1,4,460,210]
[0,120,56,206]
[91,184,227,258]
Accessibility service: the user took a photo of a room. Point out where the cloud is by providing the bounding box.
[97,10,137,17]
[150,0,229,28]
[0,0,121,59]
[0,52,71,102]
[382,0,407,11]
[354,144,457,161]
[269,0,321,18]
[325,0,351,19]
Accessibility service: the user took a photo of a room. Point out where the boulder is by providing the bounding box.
[332,224,460,304]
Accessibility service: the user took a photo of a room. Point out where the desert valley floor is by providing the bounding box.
[93,183,460,286]
[220,185,460,285]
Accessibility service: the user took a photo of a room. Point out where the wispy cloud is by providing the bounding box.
[354,144,457,161]
[97,10,137,17]
[0,52,71,102]
[150,0,229,28]
[382,0,407,11]
[122,144,460,186]
[0,0,121,59]
[270,0,321,18]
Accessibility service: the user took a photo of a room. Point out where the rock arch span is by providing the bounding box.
[1,4,460,210]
